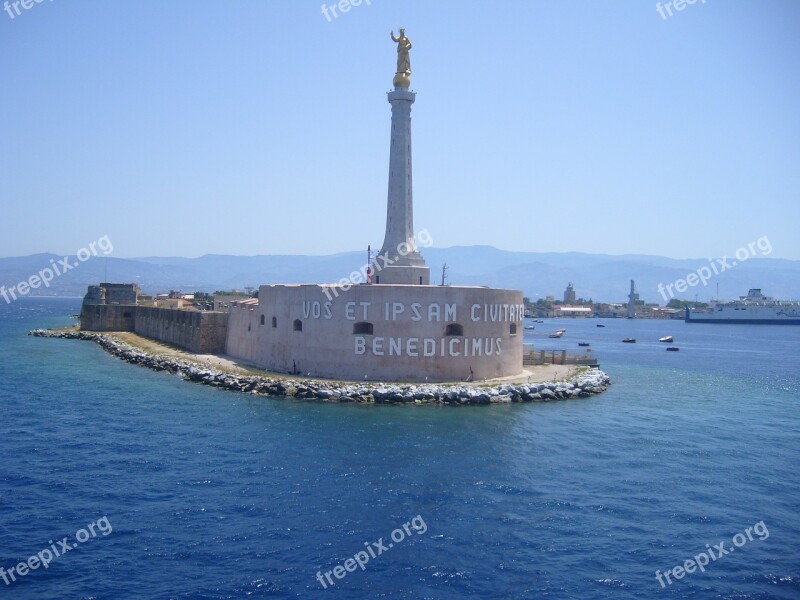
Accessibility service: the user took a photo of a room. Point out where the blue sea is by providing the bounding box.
[1,298,798,599]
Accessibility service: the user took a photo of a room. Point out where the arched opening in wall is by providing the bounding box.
[271,316,277,328]
[353,322,374,335]
[445,323,464,336]
[293,319,303,332]
[248,323,251,332]
[510,323,517,335]
[260,315,265,325]
[375,276,380,284]
[419,276,423,284]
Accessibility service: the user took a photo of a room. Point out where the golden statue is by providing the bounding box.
[391,28,411,87]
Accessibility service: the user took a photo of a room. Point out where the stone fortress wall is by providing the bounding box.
[134,307,228,354]
[80,304,228,354]
[80,284,227,354]
[225,284,524,382]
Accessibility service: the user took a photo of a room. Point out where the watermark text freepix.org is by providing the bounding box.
[1,516,113,586]
[657,236,772,302]
[656,0,707,21]
[315,514,427,588]
[1,234,114,304]
[321,0,371,22]
[322,229,433,301]
[4,0,55,21]
[655,520,768,588]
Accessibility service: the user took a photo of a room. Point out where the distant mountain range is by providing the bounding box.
[1,246,798,304]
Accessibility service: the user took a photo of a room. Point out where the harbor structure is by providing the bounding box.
[563,283,576,304]
[627,280,639,319]
[373,31,429,285]
[222,31,524,381]
[74,31,525,382]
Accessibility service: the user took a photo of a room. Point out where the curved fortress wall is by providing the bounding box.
[225,284,524,382]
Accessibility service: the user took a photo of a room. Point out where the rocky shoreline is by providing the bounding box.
[29,329,611,405]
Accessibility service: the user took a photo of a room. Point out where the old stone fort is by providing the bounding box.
[80,33,525,383]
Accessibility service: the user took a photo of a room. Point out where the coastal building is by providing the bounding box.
[223,31,523,382]
[213,293,252,312]
[77,32,525,382]
[83,282,141,307]
[553,305,593,318]
[627,280,639,319]
[79,283,228,353]
[563,283,576,304]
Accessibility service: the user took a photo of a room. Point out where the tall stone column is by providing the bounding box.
[373,86,430,285]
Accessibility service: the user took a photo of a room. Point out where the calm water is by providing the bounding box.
[1,298,798,599]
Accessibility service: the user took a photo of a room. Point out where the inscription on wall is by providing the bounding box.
[297,300,522,357]
[355,336,503,358]
[302,301,525,323]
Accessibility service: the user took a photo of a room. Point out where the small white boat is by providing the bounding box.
[659,336,674,343]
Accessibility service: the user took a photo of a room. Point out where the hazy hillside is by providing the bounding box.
[1,247,798,304]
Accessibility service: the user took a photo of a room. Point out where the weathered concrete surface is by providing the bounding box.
[374,87,430,285]
[80,303,136,332]
[134,307,227,354]
[79,304,227,354]
[226,283,525,382]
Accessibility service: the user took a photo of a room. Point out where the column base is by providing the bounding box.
[372,264,430,285]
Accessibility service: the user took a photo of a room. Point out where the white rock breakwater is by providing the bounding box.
[30,329,611,404]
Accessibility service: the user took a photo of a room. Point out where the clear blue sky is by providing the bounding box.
[1,0,798,260]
